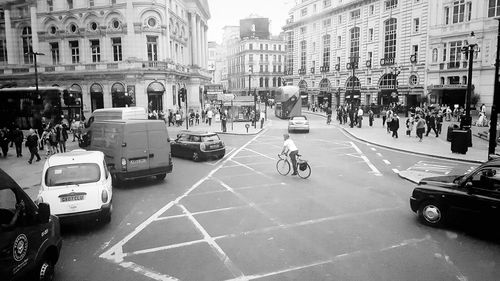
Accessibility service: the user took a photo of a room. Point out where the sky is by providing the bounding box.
[206,0,295,43]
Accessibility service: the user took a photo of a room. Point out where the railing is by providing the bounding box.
[447,62,460,69]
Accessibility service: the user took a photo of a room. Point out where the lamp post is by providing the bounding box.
[461,32,479,129]
[490,22,500,157]
[26,51,45,96]
[347,57,359,107]
[248,65,256,128]
[391,65,402,107]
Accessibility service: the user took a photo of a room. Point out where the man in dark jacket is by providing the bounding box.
[12,127,24,157]
[390,114,400,138]
[26,129,41,164]
[425,112,439,137]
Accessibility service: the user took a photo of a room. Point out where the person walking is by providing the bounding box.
[221,110,227,132]
[26,129,41,164]
[436,113,443,134]
[415,115,426,142]
[58,123,69,153]
[386,108,393,133]
[281,133,299,176]
[425,112,439,137]
[390,114,400,138]
[260,110,265,129]
[12,127,24,157]
[357,107,364,128]
[49,127,59,154]
[41,128,52,158]
[195,111,200,125]
[368,109,374,127]
[206,109,213,126]
[406,114,414,137]
[0,127,10,157]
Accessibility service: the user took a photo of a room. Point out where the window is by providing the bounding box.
[489,0,500,17]
[67,0,73,9]
[89,0,94,7]
[324,0,331,7]
[90,39,100,62]
[445,7,450,24]
[322,34,330,67]
[350,27,360,61]
[50,42,59,64]
[260,54,263,62]
[323,18,331,28]
[265,54,268,61]
[369,5,374,15]
[449,41,462,68]
[147,36,158,61]
[0,38,6,63]
[260,77,263,87]
[265,65,269,72]
[273,44,276,50]
[22,27,33,64]
[413,18,420,33]
[300,26,307,34]
[384,18,397,59]
[432,48,438,62]
[300,40,307,70]
[260,65,263,72]
[69,40,79,63]
[260,44,263,50]
[47,0,53,11]
[337,36,342,48]
[313,4,317,13]
[367,77,372,85]
[249,54,253,62]
[350,9,360,20]
[112,38,122,61]
[265,44,268,50]
[273,65,276,73]
[369,28,373,41]
[111,0,116,4]
[278,65,282,72]
[249,43,253,50]
[273,55,276,62]
[279,45,282,51]
[466,2,472,21]
[278,55,282,62]
[385,0,398,10]
[368,51,373,62]
[301,7,308,16]
[412,44,418,57]
[443,43,447,62]
[338,15,342,24]
[452,0,466,24]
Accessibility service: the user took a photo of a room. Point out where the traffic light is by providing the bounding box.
[63,90,75,105]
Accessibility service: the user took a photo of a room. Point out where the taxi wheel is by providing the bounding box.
[155,173,166,181]
[418,201,446,227]
[112,174,122,187]
[101,204,112,224]
[37,258,55,281]
[192,152,201,162]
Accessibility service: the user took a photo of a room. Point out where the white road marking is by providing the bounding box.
[371,147,377,151]
[229,159,273,178]
[350,142,382,176]
[392,168,399,174]
[376,153,383,157]
[119,261,180,281]
[383,159,391,165]
[242,148,276,160]
[100,129,268,278]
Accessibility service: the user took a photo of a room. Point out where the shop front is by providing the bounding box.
[222,96,256,122]
[319,78,332,108]
[378,73,398,106]
[345,76,361,106]
[147,81,165,113]
[428,84,468,108]
[90,83,104,112]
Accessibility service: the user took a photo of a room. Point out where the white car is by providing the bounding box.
[288,115,310,133]
[37,150,113,224]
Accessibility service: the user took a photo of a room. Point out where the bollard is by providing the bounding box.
[245,124,250,133]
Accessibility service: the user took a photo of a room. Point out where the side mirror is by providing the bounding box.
[38,203,51,223]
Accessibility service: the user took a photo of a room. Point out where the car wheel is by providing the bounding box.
[418,201,446,227]
[37,256,55,281]
[101,203,112,224]
[192,152,200,162]
[218,154,225,159]
[155,173,166,181]
[112,174,122,187]
[288,129,292,133]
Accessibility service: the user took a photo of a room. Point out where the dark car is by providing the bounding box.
[171,131,225,161]
[410,158,500,227]
[0,168,62,281]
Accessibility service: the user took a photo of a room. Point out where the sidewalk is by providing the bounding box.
[0,120,266,200]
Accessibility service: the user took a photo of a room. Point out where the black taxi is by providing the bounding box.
[0,168,62,281]
[171,131,226,161]
[410,157,500,227]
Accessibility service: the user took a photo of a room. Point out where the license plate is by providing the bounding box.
[209,144,220,149]
[130,159,147,164]
[61,195,85,202]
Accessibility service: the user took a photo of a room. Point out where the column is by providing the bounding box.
[203,24,208,68]
[30,6,39,53]
[200,22,205,68]
[190,12,198,66]
[4,9,15,64]
[196,16,202,68]
[164,0,171,59]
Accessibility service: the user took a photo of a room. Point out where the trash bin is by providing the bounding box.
[446,124,459,142]
[451,129,468,154]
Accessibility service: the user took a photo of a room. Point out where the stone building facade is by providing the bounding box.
[0,0,210,119]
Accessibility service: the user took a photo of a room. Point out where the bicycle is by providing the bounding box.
[276,153,311,179]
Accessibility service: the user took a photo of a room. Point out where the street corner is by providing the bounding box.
[397,170,438,184]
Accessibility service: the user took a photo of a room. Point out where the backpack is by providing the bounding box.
[50,131,57,143]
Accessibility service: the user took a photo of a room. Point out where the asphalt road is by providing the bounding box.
[54,113,500,281]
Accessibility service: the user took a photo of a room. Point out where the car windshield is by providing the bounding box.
[201,135,220,142]
[45,164,101,187]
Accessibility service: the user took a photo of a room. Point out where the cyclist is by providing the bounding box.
[281,133,299,175]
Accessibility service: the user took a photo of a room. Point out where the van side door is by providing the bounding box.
[146,124,170,169]
[124,127,150,172]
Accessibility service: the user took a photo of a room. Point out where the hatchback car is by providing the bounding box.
[288,115,310,133]
[410,157,500,227]
[171,131,225,161]
[37,150,112,224]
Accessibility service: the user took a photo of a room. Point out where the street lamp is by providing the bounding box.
[347,56,358,106]
[248,65,256,128]
[26,51,45,96]
[391,65,402,106]
[461,31,479,129]
[489,21,500,157]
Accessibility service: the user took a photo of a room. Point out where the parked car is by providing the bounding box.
[171,131,225,161]
[288,115,310,133]
[37,150,113,224]
[410,157,500,227]
[0,168,62,281]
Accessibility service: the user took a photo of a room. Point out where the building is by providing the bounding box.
[0,0,210,120]
[427,0,498,113]
[223,17,287,100]
[283,0,429,110]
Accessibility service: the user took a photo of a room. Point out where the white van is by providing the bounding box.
[80,107,147,147]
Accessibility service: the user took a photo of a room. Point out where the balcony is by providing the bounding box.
[447,62,460,69]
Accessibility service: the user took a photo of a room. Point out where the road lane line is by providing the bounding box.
[178,204,246,280]
[376,153,383,157]
[350,142,382,176]
[383,159,391,165]
[392,168,399,174]
[120,261,180,281]
[371,147,377,151]
[225,236,431,281]
[100,129,268,267]
[229,159,273,178]
[242,147,276,160]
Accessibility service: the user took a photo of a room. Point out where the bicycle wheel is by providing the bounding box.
[276,159,291,175]
[297,162,311,179]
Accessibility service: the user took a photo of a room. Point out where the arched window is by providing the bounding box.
[440,77,445,85]
[259,77,264,87]
[346,76,361,90]
[278,77,282,87]
[432,48,438,62]
[350,27,360,60]
[384,18,397,59]
[22,26,33,64]
[272,77,276,87]
[379,74,396,90]
[265,77,269,87]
